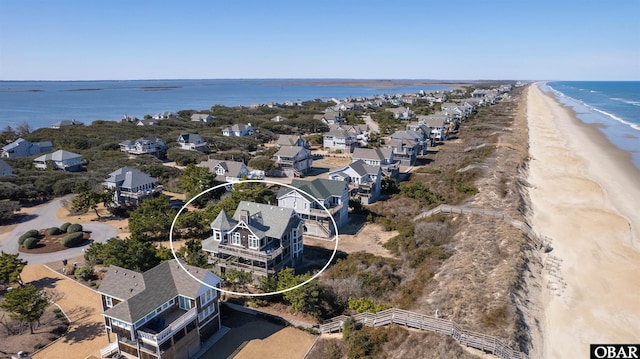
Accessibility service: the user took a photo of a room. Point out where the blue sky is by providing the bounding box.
[1,0,638,81]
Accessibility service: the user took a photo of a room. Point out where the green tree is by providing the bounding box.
[347,297,391,314]
[0,200,21,224]
[177,164,217,207]
[0,252,27,287]
[0,284,50,334]
[71,183,114,219]
[129,196,177,241]
[176,238,209,267]
[247,156,276,172]
[83,237,162,272]
[276,268,322,316]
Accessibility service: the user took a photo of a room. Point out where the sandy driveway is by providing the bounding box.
[20,264,107,359]
[0,197,117,264]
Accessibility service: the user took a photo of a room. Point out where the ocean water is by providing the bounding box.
[0,79,450,130]
[543,81,640,170]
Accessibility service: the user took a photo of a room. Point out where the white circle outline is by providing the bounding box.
[170,178,340,297]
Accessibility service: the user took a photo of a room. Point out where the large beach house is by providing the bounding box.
[202,201,304,280]
[104,167,162,206]
[277,178,348,239]
[98,259,223,359]
[33,150,85,172]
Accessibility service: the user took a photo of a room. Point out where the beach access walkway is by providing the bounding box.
[413,204,551,250]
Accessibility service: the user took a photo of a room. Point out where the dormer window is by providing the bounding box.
[232,232,241,246]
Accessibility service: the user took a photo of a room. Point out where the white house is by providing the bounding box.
[276,134,309,148]
[277,178,349,239]
[191,114,214,123]
[177,133,208,152]
[323,129,358,153]
[1,138,52,158]
[328,160,382,205]
[119,137,167,158]
[222,123,254,137]
[33,150,84,172]
[197,158,251,183]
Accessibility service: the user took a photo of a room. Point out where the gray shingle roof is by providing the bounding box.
[234,201,299,239]
[278,178,347,202]
[274,145,305,157]
[99,259,220,324]
[349,160,380,176]
[33,150,82,162]
[352,147,392,161]
[105,167,157,188]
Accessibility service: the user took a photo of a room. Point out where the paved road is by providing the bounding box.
[0,197,117,264]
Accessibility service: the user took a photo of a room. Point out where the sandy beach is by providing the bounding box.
[527,83,640,358]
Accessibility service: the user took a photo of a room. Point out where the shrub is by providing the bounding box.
[60,232,85,247]
[66,223,83,233]
[46,227,62,235]
[19,229,39,245]
[74,266,95,281]
[60,222,72,232]
[23,237,40,249]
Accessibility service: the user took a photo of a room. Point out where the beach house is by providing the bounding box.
[222,123,254,137]
[119,137,167,159]
[277,178,349,239]
[328,160,382,205]
[50,119,84,129]
[276,134,309,148]
[351,147,399,178]
[98,259,223,359]
[1,138,52,158]
[190,114,214,123]
[201,201,304,280]
[104,167,162,206]
[177,133,208,152]
[197,158,250,183]
[272,145,313,177]
[33,150,85,172]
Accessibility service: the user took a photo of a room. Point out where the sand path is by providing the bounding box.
[20,264,107,359]
[527,84,640,358]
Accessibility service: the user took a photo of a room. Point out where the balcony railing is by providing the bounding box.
[137,307,196,345]
[120,186,163,199]
[100,341,119,357]
[213,242,284,263]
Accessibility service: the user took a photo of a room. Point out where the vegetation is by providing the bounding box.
[60,232,85,247]
[128,196,177,241]
[71,182,115,219]
[83,237,163,272]
[0,200,20,223]
[23,237,40,249]
[0,252,27,286]
[348,297,391,314]
[66,223,83,233]
[0,284,50,334]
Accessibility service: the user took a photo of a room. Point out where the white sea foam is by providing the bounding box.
[548,84,640,132]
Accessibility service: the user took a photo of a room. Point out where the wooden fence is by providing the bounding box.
[320,308,526,359]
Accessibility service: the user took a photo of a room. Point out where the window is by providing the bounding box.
[249,235,259,249]
[232,232,241,246]
[178,296,192,310]
[105,296,113,308]
[214,231,221,241]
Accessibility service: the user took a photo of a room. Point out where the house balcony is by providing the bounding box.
[119,186,163,200]
[136,306,197,346]
[206,240,284,263]
[308,203,343,218]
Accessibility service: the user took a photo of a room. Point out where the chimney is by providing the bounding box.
[239,210,250,224]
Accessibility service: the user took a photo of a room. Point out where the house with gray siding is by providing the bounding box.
[1,138,52,158]
[98,259,222,359]
[33,150,84,171]
[328,160,382,205]
[277,178,349,239]
[119,137,167,158]
[202,201,304,280]
[104,167,162,206]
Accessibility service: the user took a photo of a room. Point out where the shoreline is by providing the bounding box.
[527,83,640,358]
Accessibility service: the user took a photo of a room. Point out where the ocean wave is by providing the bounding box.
[609,97,640,107]
[547,84,640,132]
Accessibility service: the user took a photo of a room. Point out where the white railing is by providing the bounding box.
[137,307,197,345]
[100,341,119,357]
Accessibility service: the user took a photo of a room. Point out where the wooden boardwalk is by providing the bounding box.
[320,308,526,359]
[413,204,552,250]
